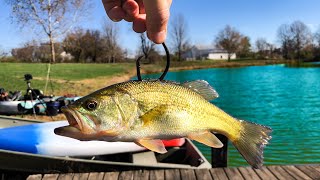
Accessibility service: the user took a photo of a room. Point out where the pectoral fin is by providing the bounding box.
[135,139,167,154]
[188,131,223,148]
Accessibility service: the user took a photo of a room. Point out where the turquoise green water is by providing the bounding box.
[140,65,320,167]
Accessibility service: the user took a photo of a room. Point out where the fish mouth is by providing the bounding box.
[54,125,97,141]
[60,106,83,131]
[54,125,83,139]
[54,106,86,139]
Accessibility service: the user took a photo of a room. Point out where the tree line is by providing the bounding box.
[10,25,125,63]
[1,0,320,63]
[175,19,320,62]
[8,19,320,64]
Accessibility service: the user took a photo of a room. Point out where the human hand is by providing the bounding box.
[102,0,172,44]
[0,92,8,98]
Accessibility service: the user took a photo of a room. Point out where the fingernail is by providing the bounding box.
[150,30,166,44]
[109,7,125,22]
[111,17,123,22]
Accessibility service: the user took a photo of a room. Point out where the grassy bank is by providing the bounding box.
[142,59,285,74]
[285,61,320,67]
[1,60,284,96]
[1,63,135,96]
[1,60,284,121]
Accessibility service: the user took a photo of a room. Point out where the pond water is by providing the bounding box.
[139,64,320,167]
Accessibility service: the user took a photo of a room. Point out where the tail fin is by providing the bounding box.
[232,120,272,169]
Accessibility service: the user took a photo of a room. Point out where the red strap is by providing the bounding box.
[162,138,185,147]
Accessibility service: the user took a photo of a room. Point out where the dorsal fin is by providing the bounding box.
[182,80,219,100]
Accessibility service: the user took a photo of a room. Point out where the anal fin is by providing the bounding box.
[135,139,167,154]
[188,131,223,148]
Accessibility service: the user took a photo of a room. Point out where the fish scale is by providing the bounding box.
[55,80,272,168]
[115,81,240,137]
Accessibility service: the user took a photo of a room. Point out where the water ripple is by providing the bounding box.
[142,65,320,166]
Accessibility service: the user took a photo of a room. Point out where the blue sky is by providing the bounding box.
[1,0,320,55]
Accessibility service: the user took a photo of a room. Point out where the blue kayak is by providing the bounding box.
[0,121,145,156]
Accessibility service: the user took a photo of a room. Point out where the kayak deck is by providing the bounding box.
[0,116,211,174]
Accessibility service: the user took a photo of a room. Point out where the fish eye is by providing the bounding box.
[86,100,98,110]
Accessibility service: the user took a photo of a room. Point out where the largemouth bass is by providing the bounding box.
[54,80,271,168]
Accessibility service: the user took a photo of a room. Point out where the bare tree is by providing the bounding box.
[138,33,162,64]
[290,21,312,61]
[255,38,277,59]
[11,40,39,62]
[277,24,294,59]
[102,20,123,63]
[139,33,156,63]
[237,36,251,58]
[170,14,189,61]
[63,28,86,62]
[214,25,242,61]
[315,28,320,47]
[6,0,91,63]
[313,28,320,60]
[255,38,269,58]
[6,0,92,93]
[0,46,8,60]
[256,38,268,52]
[277,21,312,61]
[63,26,124,63]
[81,30,104,63]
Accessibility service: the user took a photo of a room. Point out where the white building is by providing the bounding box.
[60,51,74,62]
[182,45,236,60]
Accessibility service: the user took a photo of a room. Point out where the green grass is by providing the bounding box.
[49,63,134,80]
[285,62,320,68]
[1,63,134,94]
[1,60,283,95]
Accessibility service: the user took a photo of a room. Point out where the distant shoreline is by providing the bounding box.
[9,59,285,121]
[139,59,286,75]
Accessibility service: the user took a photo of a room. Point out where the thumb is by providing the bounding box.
[142,0,171,44]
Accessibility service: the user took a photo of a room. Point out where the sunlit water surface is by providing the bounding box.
[139,65,320,167]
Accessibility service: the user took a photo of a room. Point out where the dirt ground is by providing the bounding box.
[17,114,67,122]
